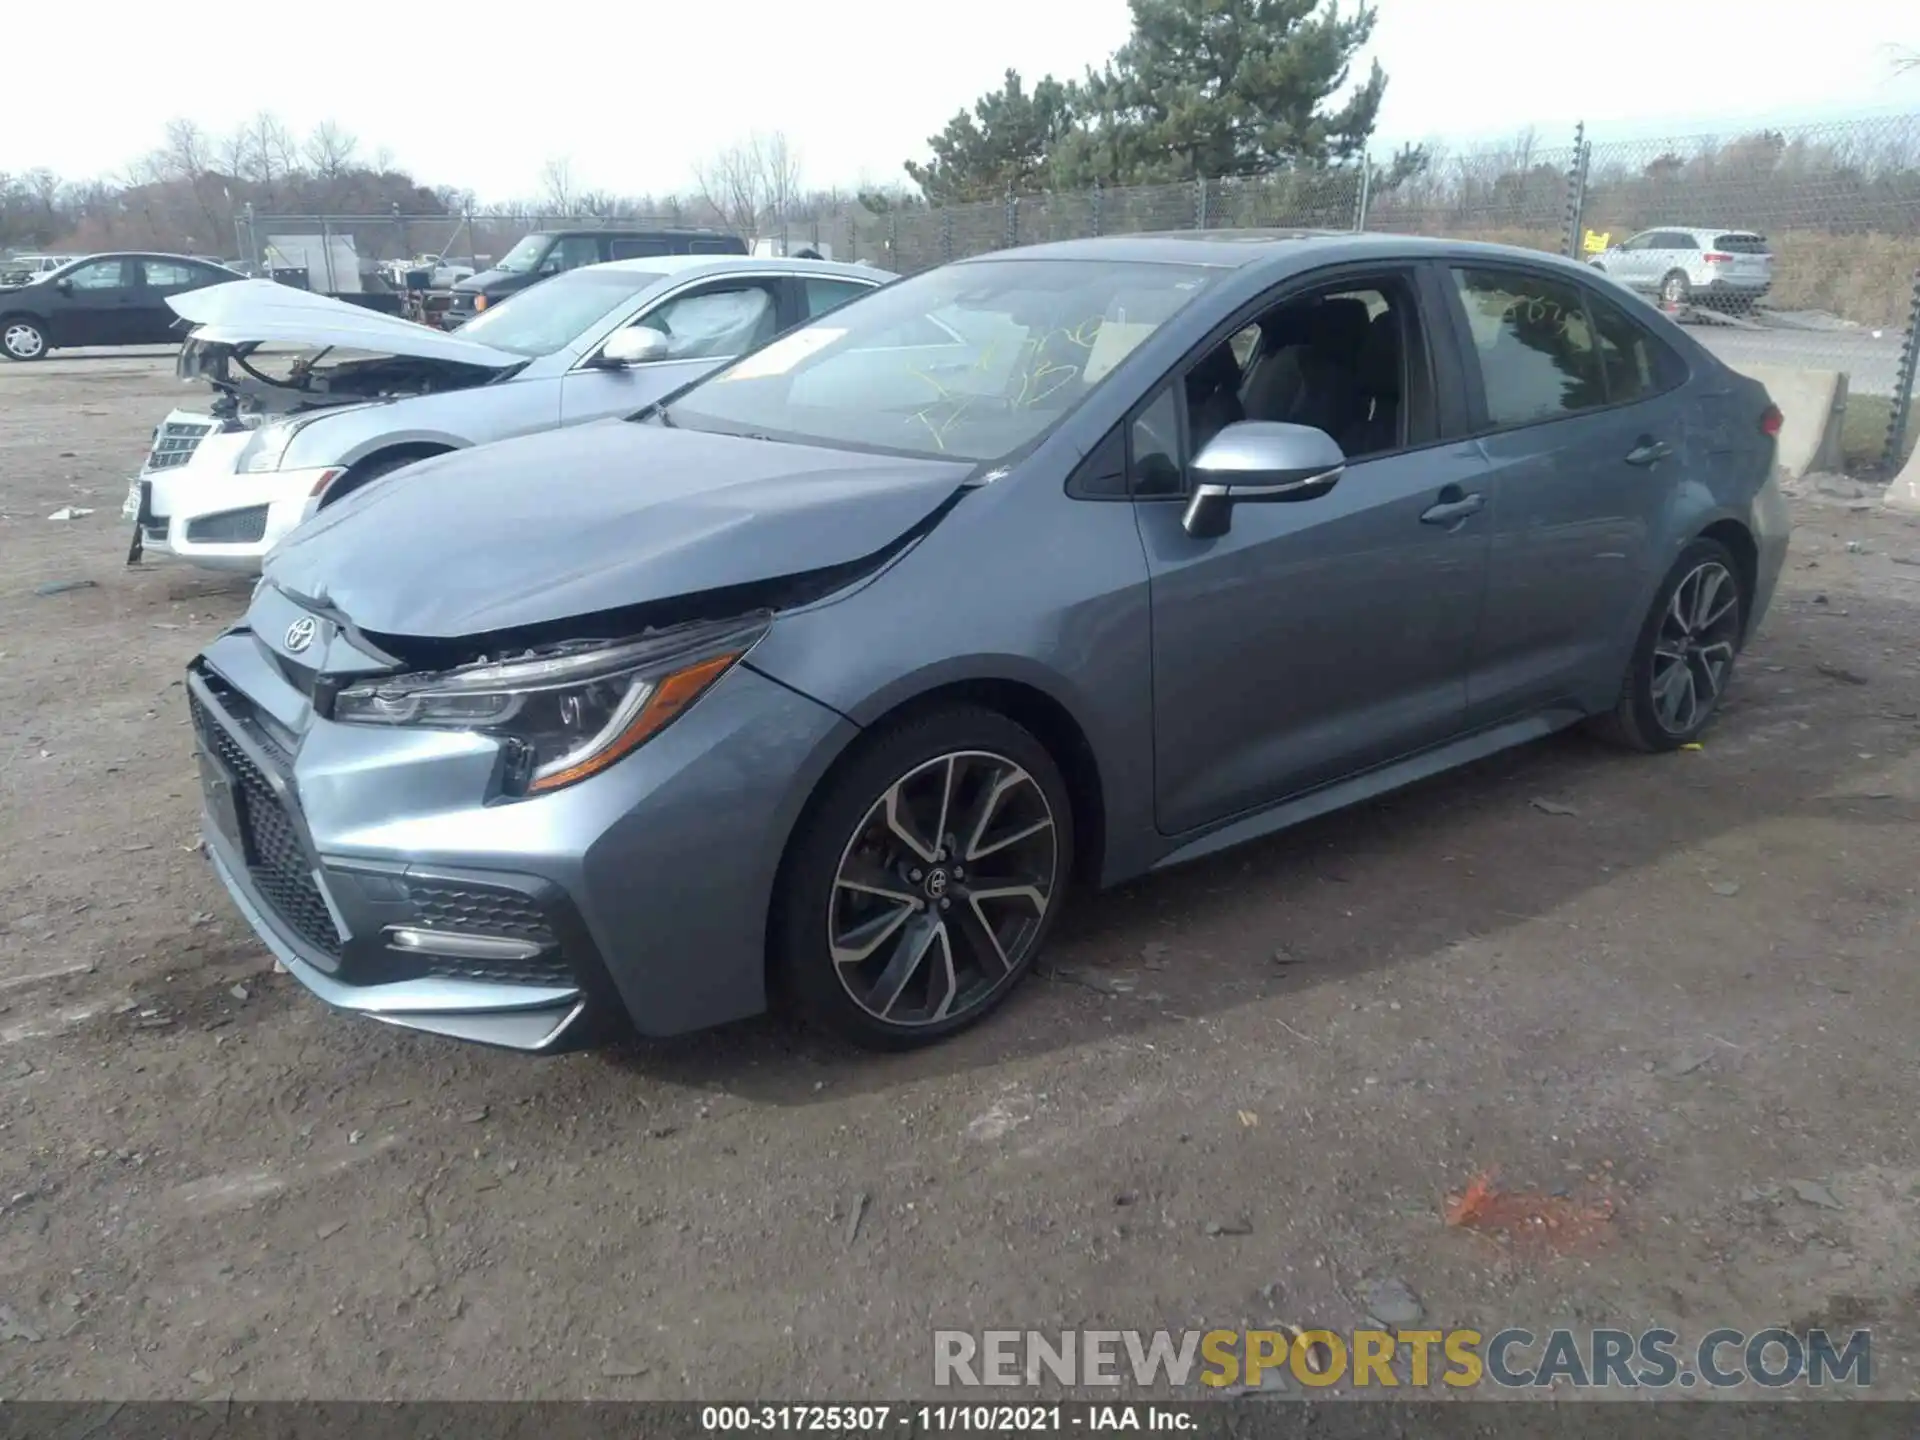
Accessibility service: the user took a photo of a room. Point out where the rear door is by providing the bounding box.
[135,259,229,343]
[48,258,143,346]
[1443,262,1691,724]
[558,274,791,424]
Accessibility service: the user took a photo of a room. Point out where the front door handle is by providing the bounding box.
[1420,488,1486,526]
[1625,437,1673,467]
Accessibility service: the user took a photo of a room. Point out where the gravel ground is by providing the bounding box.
[1,354,1917,1402]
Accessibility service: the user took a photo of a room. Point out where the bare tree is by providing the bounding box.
[305,121,359,180]
[540,156,577,216]
[242,112,298,188]
[215,126,251,180]
[691,131,806,241]
[160,118,211,181]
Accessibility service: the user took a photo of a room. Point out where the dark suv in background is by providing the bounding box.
[443,227,746,326]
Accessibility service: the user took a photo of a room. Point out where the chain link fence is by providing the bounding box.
[250,110,1920,472]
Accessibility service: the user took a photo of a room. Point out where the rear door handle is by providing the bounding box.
[1420,488,1486,526]
[1625,437,1673,467]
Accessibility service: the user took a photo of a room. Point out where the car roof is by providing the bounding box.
[1636,225,1765,236]
[949,229,1615,276]
[592,254,891,282]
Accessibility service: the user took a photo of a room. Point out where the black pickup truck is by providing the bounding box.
[443,226,746,326]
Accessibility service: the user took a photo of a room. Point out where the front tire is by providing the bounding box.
[773,707,1074,1050]
[1591,538,1745,753]
[1,317,48,362]
[1659,270,1692,307]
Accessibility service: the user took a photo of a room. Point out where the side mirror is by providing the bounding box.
[537,259,561,276]
[598,325,671,368]
[55,278,73,295]
[1181,421,1345,539]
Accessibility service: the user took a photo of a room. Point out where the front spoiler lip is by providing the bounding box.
[204,821,586,1053]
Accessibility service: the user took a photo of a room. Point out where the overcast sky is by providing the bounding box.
[5,0,1913,200]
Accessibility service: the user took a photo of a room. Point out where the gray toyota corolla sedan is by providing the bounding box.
[187,231,1790,1053]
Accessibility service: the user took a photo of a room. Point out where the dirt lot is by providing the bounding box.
[0,354,1917,1403]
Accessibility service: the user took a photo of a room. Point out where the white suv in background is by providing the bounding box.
[1589,227,1773,309]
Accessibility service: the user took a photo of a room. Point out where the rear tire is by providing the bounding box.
[1589,538,1745,753]
[1,317,48,362]
[772,706,1074,1050]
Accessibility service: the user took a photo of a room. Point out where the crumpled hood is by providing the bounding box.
[264,420,976,639]
[169,279,524,369]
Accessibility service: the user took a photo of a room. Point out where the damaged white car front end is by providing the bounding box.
[125,258,895,575]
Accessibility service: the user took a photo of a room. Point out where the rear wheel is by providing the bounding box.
[1590,538,1745,752]
[1,317,48,362]
[773,707,1073,1050]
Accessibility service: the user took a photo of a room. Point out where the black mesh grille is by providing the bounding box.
[420,953,577,987]
[144,420,211,473]
[191,692,341,960]
[403,882,573,987]
[186,505,269,544]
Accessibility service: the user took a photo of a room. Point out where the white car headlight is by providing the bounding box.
[237,421,299,474]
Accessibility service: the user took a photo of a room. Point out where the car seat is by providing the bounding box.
[1185,343,1247,456]
[1336,310,1403,457]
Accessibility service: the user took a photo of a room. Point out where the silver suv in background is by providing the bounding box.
[1589,227,1773,309]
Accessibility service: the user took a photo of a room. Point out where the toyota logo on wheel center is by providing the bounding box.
[283,617,317,653]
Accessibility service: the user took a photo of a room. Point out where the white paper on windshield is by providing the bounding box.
[1082,321,1157,384]
[719,327,846,381]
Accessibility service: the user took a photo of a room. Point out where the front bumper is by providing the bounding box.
[187,613,858,1050]
[128,467,337,573]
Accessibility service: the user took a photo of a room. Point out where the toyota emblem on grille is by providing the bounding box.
[284,617,318,654]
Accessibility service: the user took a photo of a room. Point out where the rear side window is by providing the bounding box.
[1451,268,1607,427]
[610,238,671,259]
[689,238,746,254]
[1585,288,1686,404]
[1712,234,1770,254]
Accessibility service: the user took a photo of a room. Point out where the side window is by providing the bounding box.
[802,278,873,319]
[639,281,780,360]
[1130,385,1184,499]
[609,238,670,260]
[65,260,129,291]
[1065,423,1128,500]
[547,236,600,271]
[1586,289,1684,404]
[142,260,198,288]
[1451,268,1607,428]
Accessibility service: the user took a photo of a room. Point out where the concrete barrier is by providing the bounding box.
[1883,438,1920,515]
[1724,362,1848,479]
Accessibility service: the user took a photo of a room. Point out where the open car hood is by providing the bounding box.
[263,420,977,641]
[168,280,524,370]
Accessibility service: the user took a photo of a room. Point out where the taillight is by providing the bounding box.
[1702,252,1733,264]
[1760,404,1783,438]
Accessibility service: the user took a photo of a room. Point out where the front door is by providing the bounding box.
[1441,263,1687,723]
[48,258,142,346]
[1136,267,1494,836]
[559,275,795,425]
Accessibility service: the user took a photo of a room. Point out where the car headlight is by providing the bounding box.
[237,421,298,474]
[331,616,769,795]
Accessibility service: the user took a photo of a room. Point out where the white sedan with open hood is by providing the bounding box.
[124,255,893,573]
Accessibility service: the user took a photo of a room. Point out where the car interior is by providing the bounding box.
[1134,279,1419,498]
[1204,286,1406,453]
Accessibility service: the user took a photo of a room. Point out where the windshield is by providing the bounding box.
[658,258,1216,463]
[493,235,551,275]
[451,267,670,357]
